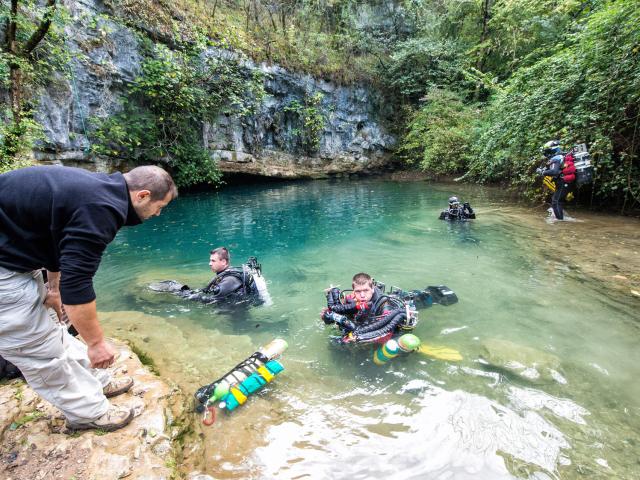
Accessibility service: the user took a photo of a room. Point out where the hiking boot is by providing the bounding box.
[103,376,134,398]
[66,405,134,432]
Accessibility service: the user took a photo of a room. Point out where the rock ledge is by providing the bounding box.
[0,339,191,480]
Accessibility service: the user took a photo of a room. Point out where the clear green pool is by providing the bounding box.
[96,179,640,479]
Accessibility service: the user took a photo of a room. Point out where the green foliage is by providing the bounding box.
[471,0,640,208]
[129,342,159,375]
[91,40,264,187]
[0,111,41,172]
[284,92,325,153]
[9,410,44,430]
[0,1,71,168]
[400,89,478,175]
[384,38,475,103]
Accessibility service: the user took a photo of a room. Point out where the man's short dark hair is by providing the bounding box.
[123,166,178,201]
[210,247,229,263]
[352,272,373,288]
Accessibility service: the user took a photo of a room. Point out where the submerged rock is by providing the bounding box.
[0,339,190,480]
[480,338,565,384]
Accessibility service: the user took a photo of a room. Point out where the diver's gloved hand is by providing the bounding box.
[322,311,356,332]
[335,316,356,332]
[536,167,545,175]
[325,287,342,308]
[321,308,335,324]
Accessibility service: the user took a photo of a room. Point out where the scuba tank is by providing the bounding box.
[245,256,272,306]
[372,334,421,366]
[194,338,287,414]
[572,143,593,186]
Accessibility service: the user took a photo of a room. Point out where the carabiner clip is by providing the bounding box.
[202,404,216,426]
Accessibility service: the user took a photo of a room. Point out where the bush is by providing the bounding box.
[91,40,264,188]
[470,0,640,209]
[400,89,478,175]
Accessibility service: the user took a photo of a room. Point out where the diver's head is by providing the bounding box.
[209,246,230,274]
[448,196,460,208]
[542,140,561,158]
[352,272,374,302]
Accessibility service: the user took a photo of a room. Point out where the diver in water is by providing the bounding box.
[439,196,475,221]
[202,247,248,300]
[320,272,408,344]
[320,274,459,345]
[149,248,270,306]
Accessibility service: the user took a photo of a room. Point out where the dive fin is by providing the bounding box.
[417,344,463,361]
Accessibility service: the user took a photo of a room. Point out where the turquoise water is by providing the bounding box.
[96,179,640,479]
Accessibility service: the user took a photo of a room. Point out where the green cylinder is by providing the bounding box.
[211,381,230,401]
[373,339,399,365]
[397,334,421,353]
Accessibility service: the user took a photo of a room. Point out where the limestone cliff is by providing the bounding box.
[33,0,396,178]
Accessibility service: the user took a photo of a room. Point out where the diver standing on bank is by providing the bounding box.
[537,140,576,221]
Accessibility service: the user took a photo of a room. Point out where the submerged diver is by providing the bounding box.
[149,248,270,306]
[439,196,475,221]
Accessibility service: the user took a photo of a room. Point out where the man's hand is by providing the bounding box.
[88,340,116,369]
[44,271,64,322]
[44,289,63,321]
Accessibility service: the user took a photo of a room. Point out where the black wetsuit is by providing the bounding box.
[203,268,244,297]
[439,203,475,221]
[543,155,570,220]
[324,288,406,343]
[150,267,260,305]
[329,289,390,324]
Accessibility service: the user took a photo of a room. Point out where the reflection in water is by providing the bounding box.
[96,179,640,479]
[254,386,568,480]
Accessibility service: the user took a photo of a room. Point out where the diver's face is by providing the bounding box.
[353,282,374,302]
[209,254,228,273]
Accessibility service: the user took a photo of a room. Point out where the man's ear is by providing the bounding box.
[134,190,152,201]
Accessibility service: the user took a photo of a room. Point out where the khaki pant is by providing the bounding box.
[0,266,110,424]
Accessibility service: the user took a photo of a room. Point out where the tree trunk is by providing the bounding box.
[212,0,218,20]
[476,0,491,72]
[7,0,20,123]
[2,0,57,159]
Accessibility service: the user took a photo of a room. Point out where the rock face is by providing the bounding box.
[0,339,190,480]
[33,0,395,178]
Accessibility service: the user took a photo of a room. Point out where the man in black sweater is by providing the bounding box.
[0,165,177,431]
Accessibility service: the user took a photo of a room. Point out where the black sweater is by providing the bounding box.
[0,166,141,304]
